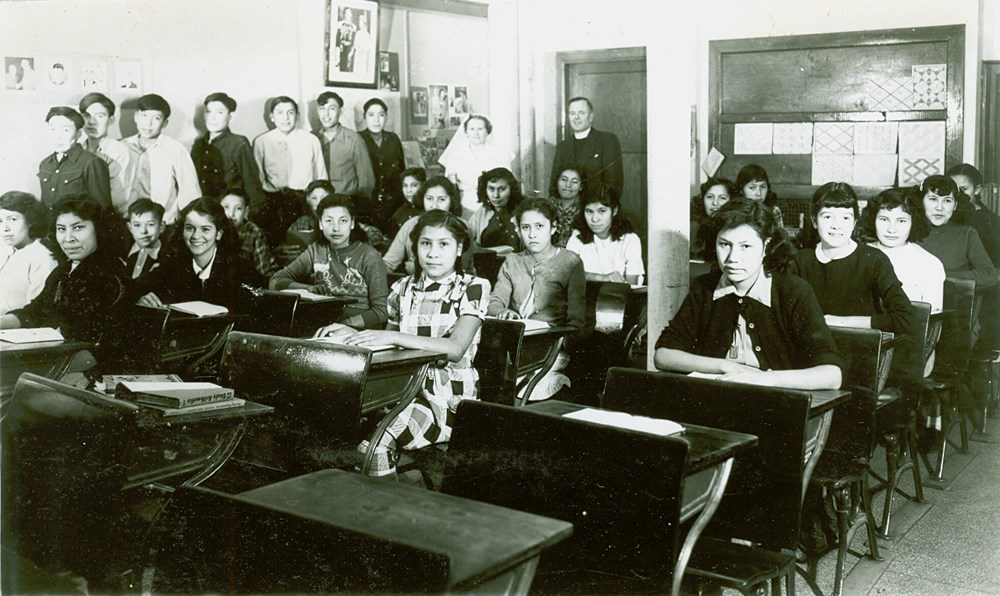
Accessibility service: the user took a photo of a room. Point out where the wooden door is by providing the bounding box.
[564,56,648,244]
[981,62,1000,185]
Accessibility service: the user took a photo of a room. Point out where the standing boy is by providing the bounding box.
[220,188,278,281]
[123,198,166,285]
[78,93,134,217]
[191,92,266,214]
[123,94,201,225]
[253,96,326,246]
[38,107,111,209]
[314,91,374,200]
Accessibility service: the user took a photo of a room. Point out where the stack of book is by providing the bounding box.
[114,379,244,416]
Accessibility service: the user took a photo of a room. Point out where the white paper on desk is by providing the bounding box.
[564,408,684,436]
[168,301,229,317]
[279,288,338,302]
[311,336,397,352]
[0,327,64,343]
[486,316,550,332]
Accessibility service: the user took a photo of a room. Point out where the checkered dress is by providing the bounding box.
[369,272,490,475]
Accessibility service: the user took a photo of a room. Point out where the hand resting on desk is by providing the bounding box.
[137,292,166,309]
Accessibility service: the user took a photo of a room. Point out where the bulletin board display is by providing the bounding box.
[708,25,965,201]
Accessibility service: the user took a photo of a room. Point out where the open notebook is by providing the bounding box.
[485,316,550,332]
[169,301,229,317]
[0,327,64,343]
[278,288,340,302]
[563,408,684,437]
[312,336,397,352]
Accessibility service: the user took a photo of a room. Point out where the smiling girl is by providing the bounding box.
[655,199,842,389]
[792,182,911,333]
[383,176,464,274]
[566,183,645,284]
[317,210,490,476]
[271,194,388,329]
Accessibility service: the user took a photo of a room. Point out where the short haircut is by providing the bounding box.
[136,94,171,119]
[464,114,492,135]
[317,91,344,108]
[921,174,959,199]
[176,197,239,258]
[410,210,470,279]
[78,92,116,117]
[0,191,49,239]
[691,177,737,219]
[567,97,594,111]
[270,96,298,114]
[401,167,428,185]
[127,198,165,223]
[204,92,237,112]
[735,163,779,207]
[305,179,336,197]
[477,167,523,212]
[52,63,64,70]
[946,163,983,187]
[416,175,462,216]
[363,97,388,115]
[795,181,860,249]
[575,183,634,244]
[703,198,794,274]
[220,187,249,207]
[315,194,367,244]
[45,106,84,130]
[860,187,930,243]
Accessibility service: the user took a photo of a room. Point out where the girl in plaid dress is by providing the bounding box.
[316,210,490,475]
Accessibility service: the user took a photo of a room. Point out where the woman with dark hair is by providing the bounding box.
[466,167,523,250]
[438,114,513,216]
[383,175,463,274]
[137,197,259,310]
[690,177,736,259]
[0,191,58,317]
[359,97,405,234]
[736,163,783,228]
[792,181,912,333]
[950,163,1000,267]
[2,194,128,349]
[549,164,585,247]
[566,183,644,284]
[655,198,842,390]
[271,194,388,329]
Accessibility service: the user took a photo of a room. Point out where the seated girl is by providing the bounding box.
[0,191,58,318]
[690,177,735,260]
[315,210,490,476]
[792,182,912,334]
[466,167,523,251]
[548,164,584,248]
[137,198,260,311]
[2,195,128,350]
[270,194,389,329]
[949,163,1000,267]
[283,180,389,261]
[655,198,842,390]
[565,183,645,284]
[917,175,997,292]
[388,166,427,235]
[383,176,464,275]
[736,163,783,228]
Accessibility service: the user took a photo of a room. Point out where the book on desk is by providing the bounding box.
[168,301,229,317]
[0,327,64,343]
[116,380,244,415]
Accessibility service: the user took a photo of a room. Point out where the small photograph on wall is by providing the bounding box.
[451,85,469,115]
[410,86,428,125]
[81,58,109,93]
[115,59,143,95]
[378,51,399,92]
[37,56,73,91]
[429,84,448,130]
[325,0,379,89]
[4,56,37,91]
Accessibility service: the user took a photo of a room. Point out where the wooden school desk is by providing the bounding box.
[515,324,576,405]
[239,290,353,338]
[363,347,446,413]
[526,399,757,596]
[0,338,92,402]
[238,468,574,593]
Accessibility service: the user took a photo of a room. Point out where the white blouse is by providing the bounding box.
[0,239,58,316]
[565,230,645,284]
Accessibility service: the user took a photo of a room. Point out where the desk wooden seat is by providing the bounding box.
[0,339,93,404]
[151,469,573,594]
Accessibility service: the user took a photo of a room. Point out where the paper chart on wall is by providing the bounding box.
[733,123,773,155]
[899,157,943,186]
[771,123,813,154]
[852,154,898,186]
[853,122,898,155]
[866,76,914,112]
[911,64,947,110]
[898,121,945,157]
[813,122,854,155]
[811,154,853,186]
[702,147,725,177]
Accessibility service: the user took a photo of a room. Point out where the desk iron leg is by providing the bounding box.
[671,458,734,596]
[802,411,834,504]
[361,363,431,476]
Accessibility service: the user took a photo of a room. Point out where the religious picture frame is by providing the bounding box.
[325,0,379,88]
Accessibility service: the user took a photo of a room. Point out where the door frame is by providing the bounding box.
[980,61,1000,184]
[554,47,647,143]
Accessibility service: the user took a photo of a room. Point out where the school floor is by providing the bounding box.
[788,416,1000,596]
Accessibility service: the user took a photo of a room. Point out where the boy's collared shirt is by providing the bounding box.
[38,142,112,209]
[123,134,201,225]
[192,128,266,214]
[313,125,375,198]
[252,128,327,193]
[126,242,162,280]
[80,135,134,217]
[236,219,279,278]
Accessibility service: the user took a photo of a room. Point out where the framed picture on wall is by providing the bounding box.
[37,56,74,92]
[80,57,109,93]
[114,59,143,95]
[410,86,428,125]
[4,56,37,92]
[325,0,379,88]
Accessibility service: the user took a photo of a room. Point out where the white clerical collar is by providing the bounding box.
[814,239,858,264]
[573,128,592,140]
[712,271,773,307]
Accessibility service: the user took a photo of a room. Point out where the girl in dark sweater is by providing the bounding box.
[792,182,912,334]
[656,199,842,390]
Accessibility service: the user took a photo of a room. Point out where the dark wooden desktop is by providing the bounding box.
[0,338,92,402]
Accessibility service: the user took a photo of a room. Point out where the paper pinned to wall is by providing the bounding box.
[911,64,947,110]
[813,122,855,154]
[852,154,898,186]
[853,122,898,154]
[867,76,915,112]
[899,157,943,186]
[702,147,725,177]
[771,123,813,154]
[898,121,946,157]
[733,123,773,155]
[812,154,853,186]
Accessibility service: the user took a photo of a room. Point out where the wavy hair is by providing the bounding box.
[477,167,523,213]
[416,176,462,216]
[860,187,931,244]
[573,183,634,244]
[702,198,793,274]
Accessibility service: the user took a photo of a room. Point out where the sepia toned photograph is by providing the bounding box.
[324,0,379,88]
